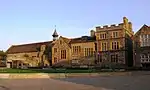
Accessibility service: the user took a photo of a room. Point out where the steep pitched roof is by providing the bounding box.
[60,36,71,43]
[135,24,150,36]
[59,36,71,48]
[6,41,53,54]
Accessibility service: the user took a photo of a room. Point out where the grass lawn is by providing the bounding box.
[0,68,99,73]
[0,68,123,73]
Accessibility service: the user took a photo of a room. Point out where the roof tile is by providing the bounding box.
[6,41,52,54]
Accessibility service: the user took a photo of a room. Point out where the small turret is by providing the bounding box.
[90,30,95,37]
[123,17,129,29]
[52,26,58,41]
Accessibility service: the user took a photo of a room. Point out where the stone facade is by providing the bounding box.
[95,17,134,67]
[71,41,96,65]
[6,41,52,68]
[0,55,6,67]
[52,36,96,66]
[133,25,150,68]
[52,36,72,65]
[6,16,140,68]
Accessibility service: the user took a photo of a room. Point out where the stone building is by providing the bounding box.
[6,17,136,68]
[52,34,96,66]
[6,27,96,68]
[95,17,134,68]
[133,24,150,68]
[6,41,52,68]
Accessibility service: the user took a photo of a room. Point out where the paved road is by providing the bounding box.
[0,71,150,90]
[0,79,110,90]
[57,73,150,90]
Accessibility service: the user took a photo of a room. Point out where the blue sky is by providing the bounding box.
[0,0,150,51]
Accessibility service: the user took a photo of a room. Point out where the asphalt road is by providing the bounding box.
[0,71,150,90]
[0,79,110,90]
[57,72,150,90]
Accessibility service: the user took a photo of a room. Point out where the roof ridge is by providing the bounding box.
[6,41,53,54]
[13,41,52,46]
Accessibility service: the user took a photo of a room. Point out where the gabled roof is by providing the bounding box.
[60,36,71,44]
[135,24,150,36]
[52,36,96,48]
[59,36,71,48]
[6,41,53,54]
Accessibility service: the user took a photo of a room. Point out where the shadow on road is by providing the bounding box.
[54,74,150,90]
[0,85,10,90]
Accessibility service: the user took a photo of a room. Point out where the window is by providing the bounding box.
[140,34,150,47]
[98,55,102,63]
[111,55,115,62]
[84,48,93,57]
[75,46,77,53]
[60,40,62,44]
[61,50,66,59]
[72,46,81,54]
[112,32,118,38]
[54,48,57,53]
[79,46,81,52]
[140,54,149,62]
[111,54,118,62]
[104,33,106,39]
[54,57,57,63]
[84,48,87,56]
[112,41,119,50]
[102,42,107,51]
[100,33,107,39]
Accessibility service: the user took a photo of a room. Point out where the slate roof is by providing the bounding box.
[6,36,96,54]
[6,41,52,54]
[70,36,96,44]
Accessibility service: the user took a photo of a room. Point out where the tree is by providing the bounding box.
[23,54,38,67]
[36,46,48,68]
[0,50,6,56]
[23,54,29,67]
[0,50,6,67]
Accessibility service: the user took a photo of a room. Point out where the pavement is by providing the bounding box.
[0,72,130,79]
[0,71,149,90]
[57,71,150,90]
[0,79,111,90]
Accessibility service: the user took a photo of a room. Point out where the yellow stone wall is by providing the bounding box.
[52,37,71,65]
[51,36,96,65]
[7,51,50,67]
[96,29,124,51]
[71,42,95,60]
[94,17,134,65]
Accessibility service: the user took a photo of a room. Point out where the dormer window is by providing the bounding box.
[60,40,62,44]
[81,36,88,40]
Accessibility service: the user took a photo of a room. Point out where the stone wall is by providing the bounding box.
[52,37,71,65]
[71,42,95,60]
[7,51,50,68]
